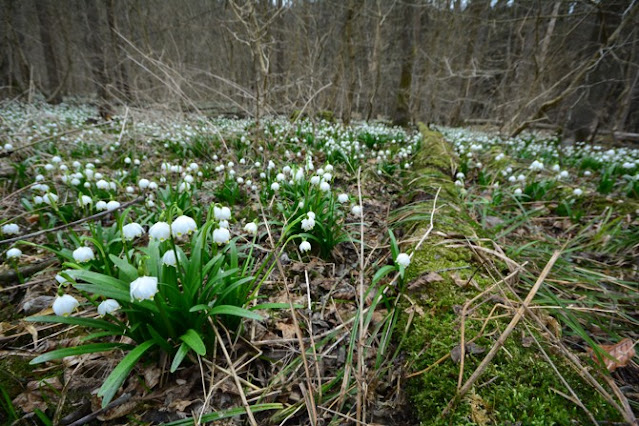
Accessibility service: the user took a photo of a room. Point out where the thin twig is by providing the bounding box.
[0,196,144,246]
[442,250,561,417]
[211,321,258,426]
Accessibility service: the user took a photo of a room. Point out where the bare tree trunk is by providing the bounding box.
[84,0,111,118]
[393,1,417,126]
[35,0,62,103]
[106,0,131,101]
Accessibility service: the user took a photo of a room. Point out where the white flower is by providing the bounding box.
[514,188,523,196]
[122,223,144,240]
[351,205,362,216]
[97,299,120,316]
[106,200,121,211]
[55,273,71,285]
[213,227,231,245]
[6,248,22,259]
[517,174,526,182]
[162,250,178,267]
[2,224,20,235]
[149,181,158,190]
[214,206,232,221]
[43,193,59,205]
[130,276,158,301]
[189,162,199,171]
[171,215,197,238]
[244,222,258,235]
[34,195,43,205]
[178,182,191,192]
[71,178,81,186]
[573,188,583,196]
[95,200,107,211]
[335,193,348,204]
[307,211,316,220]
[52,295,79,316]
[320,181,330,192]
[396,253,411,268]
[559,170,569,179]
[584,171,592,177]
[138,178,150,189]
[301,217,315,231]
[4,143,13,151]
[77,195,92,207]
[271,182,280,191]
[149,222,171,241]
[310,176,320,185]
[299,240,311,253]
[276,173,285,181]
[73,246,95,263]
[529,160,544,171]
[124,157,132,164]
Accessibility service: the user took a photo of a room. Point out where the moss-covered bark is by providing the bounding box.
[400,125,620,425]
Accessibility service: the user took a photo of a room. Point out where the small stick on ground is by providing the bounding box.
[0,196,144,246]
[211,321,258,426]
[442,250,561,417]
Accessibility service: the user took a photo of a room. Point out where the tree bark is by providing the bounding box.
[35,0,62,103]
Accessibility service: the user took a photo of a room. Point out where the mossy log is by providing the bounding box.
[399,124,620,425]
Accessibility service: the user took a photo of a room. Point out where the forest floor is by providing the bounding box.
[0,102,637,425]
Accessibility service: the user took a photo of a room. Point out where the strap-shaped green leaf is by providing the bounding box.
[97,340,155,407]
[26,315,124,334]
[205,305,263,321]
[30,343,129,364]
[170,342,190,373]
[179,329,206,356]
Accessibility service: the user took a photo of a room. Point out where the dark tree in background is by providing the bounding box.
[1,0,637,136]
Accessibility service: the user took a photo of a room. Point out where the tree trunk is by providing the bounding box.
[393,2,417,126]
[84,0,111,118]
[35,0,62,104]
[106,0,131,101]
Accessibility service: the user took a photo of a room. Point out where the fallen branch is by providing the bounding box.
[0,196,144,246]
[0,257,56,284]
[442,250,561,417]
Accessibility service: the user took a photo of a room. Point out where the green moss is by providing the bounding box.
[398,125,621,425]
[0,355,36,398]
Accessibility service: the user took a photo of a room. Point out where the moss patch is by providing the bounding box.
[399,125,622,425]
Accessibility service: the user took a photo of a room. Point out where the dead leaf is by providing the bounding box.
[97,401,138,421]
[403,305,424,317]
[589,338,636,372]
[12,391,47,413]
[143,365,162,389]
[468,391,491,425]
[407,272,443,290]
[451,272,468,288]
[26,376,62,391]
[451,343,486,363]
[276,321,297,339]
[169,399,194,411]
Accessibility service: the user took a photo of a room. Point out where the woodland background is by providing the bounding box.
[1,0,638,137]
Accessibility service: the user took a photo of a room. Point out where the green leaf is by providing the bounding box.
[372,265,396,286]
[30,343,129,364]
[179,329,206,356]
[252,302,303,310]
[164,403,283,426]
[206,305,263,321]
[67,269,129,292]
[98,340,155,408]
[388,229,399,260]
[170,342,190,373]
[109,254,138,282]
[26,315,123,334]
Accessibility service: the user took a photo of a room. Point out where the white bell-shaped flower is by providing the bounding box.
[53,294,79,316]
[162,250,178,267]
[149,222,171,241]
[171,215,197,238]
[122,223,144,240]
[299,240,311,253]
[396,253,411,268]
[130,276,158,301]
[6,248,22,259]
[97,299,120,316]
[73,246,95,263]
[2,223,20,235]
[213,227,231,245]
[244,222,258,235]
[214,206,231,221]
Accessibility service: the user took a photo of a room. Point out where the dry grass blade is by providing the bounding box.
[443,250,562,417]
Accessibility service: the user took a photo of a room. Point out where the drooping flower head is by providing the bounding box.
[130,276,158,301]
[213,227,231,245]
[97,299,120,316]
[73,246,95,263]
[53,294,79,316]
[149,222,171,241]
[171,215,197,238]
[122,223,144,240]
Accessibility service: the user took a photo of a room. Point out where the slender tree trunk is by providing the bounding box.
[106,0,131,101]
[84,0,111,117]
[393,1,417,126]
[35,0,62,103]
